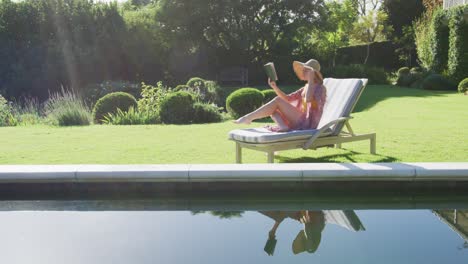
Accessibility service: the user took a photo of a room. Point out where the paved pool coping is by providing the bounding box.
[0,162,467,183]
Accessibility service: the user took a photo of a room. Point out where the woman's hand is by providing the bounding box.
[268,78,278,90]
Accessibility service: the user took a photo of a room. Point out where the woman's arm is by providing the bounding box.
[268,78,289,101]
[304,70,315,102]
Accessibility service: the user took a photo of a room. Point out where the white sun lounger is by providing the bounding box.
[228,78,376,163]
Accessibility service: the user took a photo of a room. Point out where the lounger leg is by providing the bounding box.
[267,151,274,163]
[335,143,342,149]
[236,143,242,164]
[370,134,376,154]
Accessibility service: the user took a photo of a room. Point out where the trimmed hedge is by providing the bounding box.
[447,5,468,83]
[226,88,263,119]
[415,6,467,83]
[159,91,195,124]
[458,78,468,94]
[261,90,277,104]
[336,41,411,69]
[192,102,222,123]
[421,74,456,91]
[323,64,389,85]
[92,92,137,123]
[430,9,450,73]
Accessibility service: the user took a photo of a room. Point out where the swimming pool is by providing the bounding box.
[1,194,467,264]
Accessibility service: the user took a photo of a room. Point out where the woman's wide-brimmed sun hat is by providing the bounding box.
[293,59,321,80]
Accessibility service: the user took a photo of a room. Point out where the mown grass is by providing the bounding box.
[0,85,466,164]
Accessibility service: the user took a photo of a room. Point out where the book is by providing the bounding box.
[264,62,278,82]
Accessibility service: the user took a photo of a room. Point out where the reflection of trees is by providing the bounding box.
[191,211,244,219]
[433,209,468,250]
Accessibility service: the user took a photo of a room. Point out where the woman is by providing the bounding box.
[234,59,326,132]
[260,210,325,255]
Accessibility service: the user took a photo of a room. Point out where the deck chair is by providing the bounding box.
[228,78,376,163]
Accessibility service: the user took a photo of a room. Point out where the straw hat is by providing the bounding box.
[293,59,321,81]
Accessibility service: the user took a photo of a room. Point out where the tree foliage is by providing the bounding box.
[349,10,393,64]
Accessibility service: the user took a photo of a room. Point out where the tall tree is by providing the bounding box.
[382,0,425,35]
[157,0,328,72]
[349,10,393,64]
[309,0,358,67]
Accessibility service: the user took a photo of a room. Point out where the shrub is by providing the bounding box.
[262,90,277,104]
[410,67,422,73]
[447,5,468,83]
[137,82,170,121]
[102,106,159,125]
[324,64,389,85]
[397,67,410,76]
[44,89,92,126]
[159,91,195,124]
[11,97,43,125]
[92,92,137,123]
[226,88,263,119]
[458,78,468,94]
[396,68,429,87]
[186,77,206,89]
[84,80,141,104]
[421,74,456,90]
[0,95,17,126]
[174,84,189,92]
[204,80,223,104]
[185,78,220,104]
[192,102,222,123]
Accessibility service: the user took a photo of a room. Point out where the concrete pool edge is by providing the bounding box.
[0,162,467,183]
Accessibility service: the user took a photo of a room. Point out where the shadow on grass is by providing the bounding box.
[223,84,455,115]
[276,149,398,163]
[353,85,452,113]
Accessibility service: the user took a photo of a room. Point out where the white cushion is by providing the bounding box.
[228,127,332,144]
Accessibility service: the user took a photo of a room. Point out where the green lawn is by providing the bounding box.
[0,85,467,164]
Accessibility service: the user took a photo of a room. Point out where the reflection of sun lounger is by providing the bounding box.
[228,78,376,163]
[324,210,366,231]
[433,209,468,245]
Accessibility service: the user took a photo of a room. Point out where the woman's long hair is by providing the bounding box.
[314,71,324,85]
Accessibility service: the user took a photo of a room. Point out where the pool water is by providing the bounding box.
[0,208,467,263]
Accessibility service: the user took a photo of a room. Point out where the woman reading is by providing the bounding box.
[234,59,326,132]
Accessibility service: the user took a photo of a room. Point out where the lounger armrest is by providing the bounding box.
[302,117,352,150]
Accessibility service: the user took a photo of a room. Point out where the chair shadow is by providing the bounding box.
[353,85,452,113]
[276,149,398,163]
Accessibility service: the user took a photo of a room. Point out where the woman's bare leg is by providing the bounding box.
[235,97,303,127]
[271,111,289,132]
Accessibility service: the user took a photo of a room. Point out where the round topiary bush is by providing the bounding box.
[92,92,137,123]
[159,91,195,124]
[192,102,222,124]
[261,90,277,104]
[226,88,263,119]
[186,77,206,89]
[421,74,456,91]
[458,78,468,93]
[397,67,410,77]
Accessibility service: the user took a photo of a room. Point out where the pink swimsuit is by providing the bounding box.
[267,84,326,132]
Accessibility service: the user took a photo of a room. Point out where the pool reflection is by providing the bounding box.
[260,210,365,255]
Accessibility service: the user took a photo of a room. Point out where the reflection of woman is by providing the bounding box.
[260,211,325,255]
[234,59,326,132]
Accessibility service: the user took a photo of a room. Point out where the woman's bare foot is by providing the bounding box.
[234,116,252,124]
